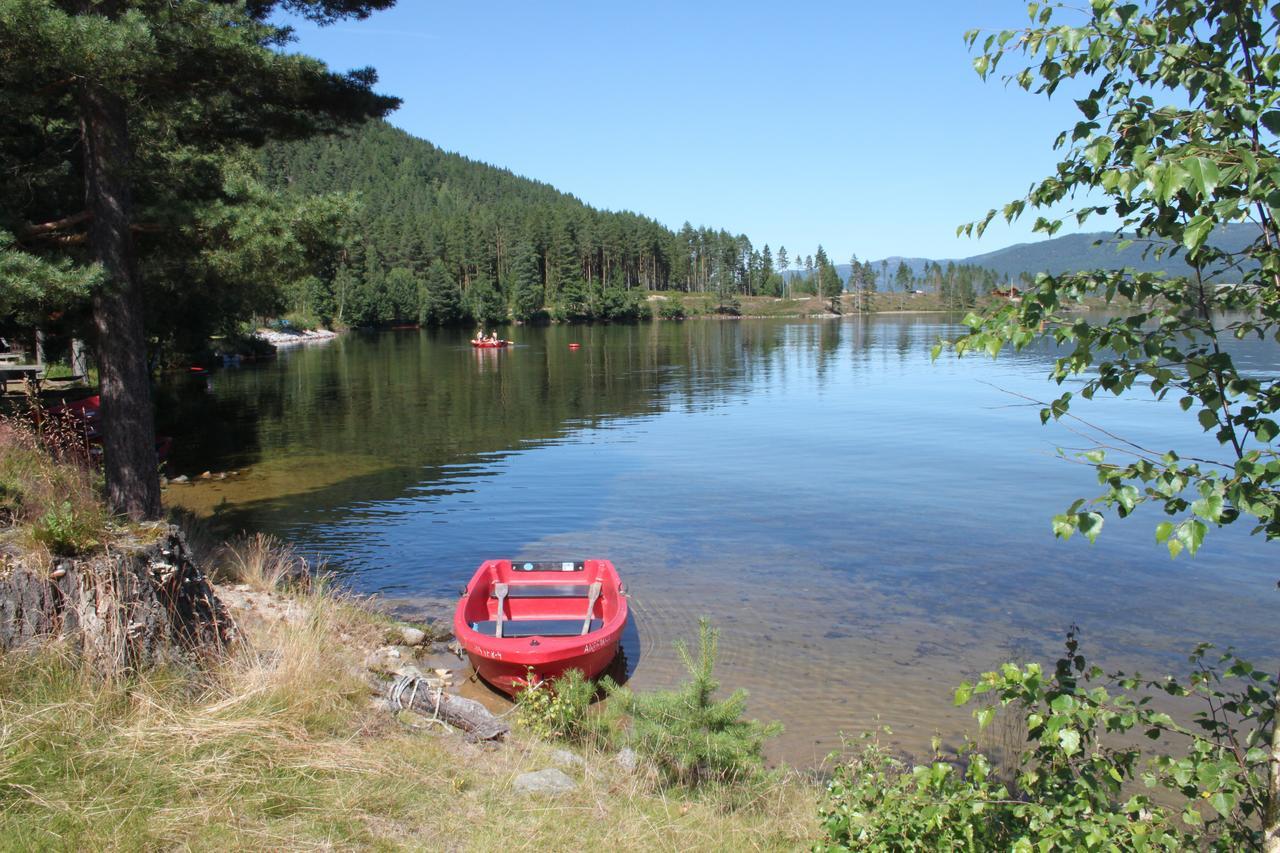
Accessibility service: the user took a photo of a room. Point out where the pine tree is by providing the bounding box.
[385,267,418,323]
[0,1,398,519]
[421,259,462,325]
[613,620,781,786]
[895,260,912,293]
[510,244,544,323]
[466,271,506,326]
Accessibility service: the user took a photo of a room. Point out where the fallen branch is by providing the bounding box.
[370,673,509,742]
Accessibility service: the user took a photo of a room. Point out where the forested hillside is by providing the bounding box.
[261,122,789,325]
[866,223,1259,284]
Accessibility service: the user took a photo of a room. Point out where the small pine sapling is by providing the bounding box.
[614,618,781,786]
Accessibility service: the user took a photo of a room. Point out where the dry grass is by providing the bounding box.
[209,532,311,592]
[0,418,108,557]
[0,575,818,851]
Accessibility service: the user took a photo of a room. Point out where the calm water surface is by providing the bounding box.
[159,317,1279,764]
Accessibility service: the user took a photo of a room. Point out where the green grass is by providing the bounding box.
[40,361,98,385]
[0,420,107,556]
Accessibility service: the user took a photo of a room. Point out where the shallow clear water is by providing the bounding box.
[159,317,1279,764]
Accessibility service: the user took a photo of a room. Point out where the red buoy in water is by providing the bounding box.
[568,343,581,350]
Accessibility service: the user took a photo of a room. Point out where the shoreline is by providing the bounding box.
[254,326,341,347]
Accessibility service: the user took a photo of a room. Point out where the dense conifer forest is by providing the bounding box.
[261,122,1027,327]
[261,121,798,326]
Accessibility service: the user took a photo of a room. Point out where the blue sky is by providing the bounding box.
[282,1,1111,263]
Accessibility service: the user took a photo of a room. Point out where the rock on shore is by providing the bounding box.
[255,327,339,347]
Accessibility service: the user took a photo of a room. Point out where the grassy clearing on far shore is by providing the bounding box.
[650,290,958,318]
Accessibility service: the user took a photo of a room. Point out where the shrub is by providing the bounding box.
[515,668,618,746]
[712,295,741,316]
[594,287,650,322]
[31,500,100,556]
[818,632,1276,850]
[657,297,686,320]
[0,418,106,554]
[613,619,780,787]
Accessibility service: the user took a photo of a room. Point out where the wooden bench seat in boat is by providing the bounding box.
[488,584,592,599]
[469,619,604,638]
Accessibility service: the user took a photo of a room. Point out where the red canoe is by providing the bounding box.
[471,340,512,349]
[453,559,628,696]
[44,395,173,461]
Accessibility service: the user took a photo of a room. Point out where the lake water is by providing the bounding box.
[159,317,1279,765]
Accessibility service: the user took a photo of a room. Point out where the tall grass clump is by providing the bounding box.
[0,417,106,555]
[211,531,311,592]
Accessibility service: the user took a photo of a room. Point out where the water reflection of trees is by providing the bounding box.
[159,313,1268,520]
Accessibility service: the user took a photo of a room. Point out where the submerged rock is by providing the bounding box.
[364,645,404,673]
[399,626,427,646]
[513,768,576,795]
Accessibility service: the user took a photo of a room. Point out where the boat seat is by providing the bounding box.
[470,619,604,638]
[490,584,593,599]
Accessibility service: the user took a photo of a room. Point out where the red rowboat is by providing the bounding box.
[453,559,627,696]
[471,340,512,349]
[43,395,173,461]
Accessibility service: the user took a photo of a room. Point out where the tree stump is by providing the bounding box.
[0,524,234,672]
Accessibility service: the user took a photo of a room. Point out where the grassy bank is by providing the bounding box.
[0,567,815,850]
[0,418,107,557]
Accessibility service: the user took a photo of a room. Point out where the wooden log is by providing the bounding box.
[373,674,510,742]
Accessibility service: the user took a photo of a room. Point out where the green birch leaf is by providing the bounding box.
[1183,215,1213,251]
[1184,157,1220,198]
[1058,728,1081,755]
[1078,511,1104,543]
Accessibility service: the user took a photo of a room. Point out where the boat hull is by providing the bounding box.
[465,640,621,696]
[471,341,510,349]
[454,559,627,696]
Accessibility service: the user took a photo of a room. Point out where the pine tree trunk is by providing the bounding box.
[79,78,161,521]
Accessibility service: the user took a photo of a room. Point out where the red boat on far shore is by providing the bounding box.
[44,395,173,461]
[453,559,627,696]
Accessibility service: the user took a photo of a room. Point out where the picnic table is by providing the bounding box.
[0,363,45,392]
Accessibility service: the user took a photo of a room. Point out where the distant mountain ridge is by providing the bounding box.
[858,224,1258,285]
